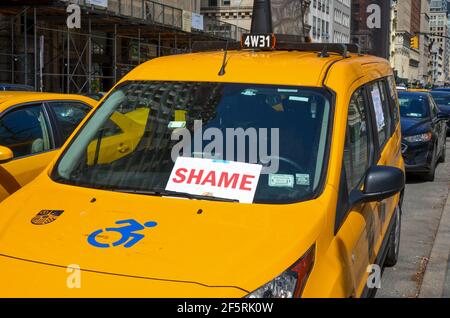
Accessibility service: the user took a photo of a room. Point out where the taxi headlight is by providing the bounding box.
[404,132,432,143]
[246,245,315,298]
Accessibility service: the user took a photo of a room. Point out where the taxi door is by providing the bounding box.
[0,103,56,201]
[366,79,401,260]
[346,79,399,296]
[334,86,380,296]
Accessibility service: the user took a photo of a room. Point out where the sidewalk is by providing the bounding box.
[419,182,450,298]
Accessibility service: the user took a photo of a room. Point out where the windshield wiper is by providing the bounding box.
[112,188,239,203]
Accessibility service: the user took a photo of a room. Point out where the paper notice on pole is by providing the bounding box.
[191,13,204,31]
[166,157,263,204]
[371,86,385,132]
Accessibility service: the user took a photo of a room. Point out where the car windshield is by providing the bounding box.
[431,92,450,106]
[52,81,332,204]
[398,93,429,119]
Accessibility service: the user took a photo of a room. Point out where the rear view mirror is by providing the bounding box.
[350,166,405,207]
[0,146,14,164]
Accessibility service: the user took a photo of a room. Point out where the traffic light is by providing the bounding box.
[411,35,419,49]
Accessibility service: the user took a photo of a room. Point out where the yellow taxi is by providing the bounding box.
[407,88,429,93]
[0,39,405,298]
[0,92,96,201]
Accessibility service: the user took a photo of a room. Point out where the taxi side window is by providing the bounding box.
[49,102,91,144]
[343,88,370,191]
[368,81,392,148]
[386,76,400,126]
[0,104,52,158]
[429,96,438,117]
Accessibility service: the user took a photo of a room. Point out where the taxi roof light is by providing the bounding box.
[191,35,362,58]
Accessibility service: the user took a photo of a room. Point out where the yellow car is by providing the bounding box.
[0,92,96,201]
[0,41,405,298]
[407,88,429,93]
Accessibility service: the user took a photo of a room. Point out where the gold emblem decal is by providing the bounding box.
[31,210,64,225]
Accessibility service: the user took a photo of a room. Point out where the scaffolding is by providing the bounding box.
[0,0,248,94]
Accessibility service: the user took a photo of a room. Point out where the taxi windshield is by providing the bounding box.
[398,93,430,119]
[52,81,332,204]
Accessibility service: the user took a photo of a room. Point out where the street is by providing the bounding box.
[378,139,450,298]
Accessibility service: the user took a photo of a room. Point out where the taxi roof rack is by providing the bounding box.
[191,36,361,58]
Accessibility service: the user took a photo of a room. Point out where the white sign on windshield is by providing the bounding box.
[371,86,385,132]
[166,157,262,204]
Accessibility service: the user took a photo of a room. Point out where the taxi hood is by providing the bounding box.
[0,176,327,296]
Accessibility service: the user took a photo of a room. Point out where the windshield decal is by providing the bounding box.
[87,219,158,248]
[166,157,262,204]
[268,174,295,188]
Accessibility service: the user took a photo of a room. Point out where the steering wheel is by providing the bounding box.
[259,155,305,173]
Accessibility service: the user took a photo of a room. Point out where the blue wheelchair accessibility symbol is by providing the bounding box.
[88,219,158,248]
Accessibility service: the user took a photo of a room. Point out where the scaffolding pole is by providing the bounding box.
[138,28,141,64]
[34,7,37,90]
[114,24,117,84]
[88,18,92,94]
[24,7,28,85]
[10,17,14,84]
[67,27,70,93]
[158,32,161,57]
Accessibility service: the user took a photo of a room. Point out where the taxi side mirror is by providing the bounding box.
[437,112,450,121]
[0,145,14,164]
[350,166,405,207]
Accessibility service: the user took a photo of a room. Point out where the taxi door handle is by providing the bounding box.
[117,144,130,153]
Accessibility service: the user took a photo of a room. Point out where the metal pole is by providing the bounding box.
[174,34,177,53]
[158,32,161,57]
[138,28,141,64]
[24,7,28,85]
[11,17,14,83]
[67,28,70,93]
[34,8,37,90]
[114,24,117,83]
[88,18,92,94]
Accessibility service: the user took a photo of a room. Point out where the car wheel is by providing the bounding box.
[384,205,401,267]
[424,148,437,182]
[439,138,446,163]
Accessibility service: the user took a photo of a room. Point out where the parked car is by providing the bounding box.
[0,83,34,92]
[0,40,405,298]
[431,87,450,92]
[430,90,450,130]
[0,92,96,201]
[398,91,449,181]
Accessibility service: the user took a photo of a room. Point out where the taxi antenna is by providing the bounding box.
[218,40,229,76]
[251,0,273,33]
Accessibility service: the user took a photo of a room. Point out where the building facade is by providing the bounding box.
[389,0,433,87]
[419,0,431,86]
[430,0,449,86]
[331,0,351,43]
[309,0,332,42]
[390,0,413,85]
[0,0,243,94]
[351,0,392,58]
[200,0,254,31]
